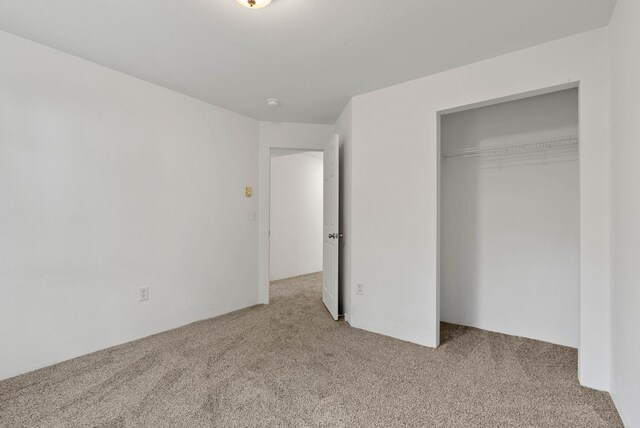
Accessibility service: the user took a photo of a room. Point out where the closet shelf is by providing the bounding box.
[443,135,579,159]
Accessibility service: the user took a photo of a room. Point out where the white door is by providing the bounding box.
[323,134,340,320]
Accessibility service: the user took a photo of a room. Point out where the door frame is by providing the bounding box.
[259,138,331,305]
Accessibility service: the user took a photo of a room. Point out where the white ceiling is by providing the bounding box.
[0,0,616,124]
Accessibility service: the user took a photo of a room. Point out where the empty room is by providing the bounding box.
[0,1,638,427]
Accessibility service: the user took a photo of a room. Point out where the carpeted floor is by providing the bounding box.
[0,272,623,427]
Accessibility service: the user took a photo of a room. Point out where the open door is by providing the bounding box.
[322,134,340,320]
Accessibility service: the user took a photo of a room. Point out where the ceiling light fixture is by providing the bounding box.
[266,98,280,107]
[236,0,271,9]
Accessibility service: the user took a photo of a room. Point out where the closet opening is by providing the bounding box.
[438,87,580,352]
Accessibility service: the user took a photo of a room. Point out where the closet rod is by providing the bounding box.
[443,135,579,159]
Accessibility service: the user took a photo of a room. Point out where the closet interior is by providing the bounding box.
[440,88,580,348]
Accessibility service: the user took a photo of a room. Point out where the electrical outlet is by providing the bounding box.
[356,282,364,295]
[139,286,150,302]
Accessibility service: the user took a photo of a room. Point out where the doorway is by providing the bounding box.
[269,149,324,281]
[265,133,340,320]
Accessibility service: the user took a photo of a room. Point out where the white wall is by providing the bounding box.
[258,122,335,303]
[608,0,640,425]
[334,101,352,319]
[269,152,323,281]
[349,28,610,390]
[0,30,259,380]
[441,89,580,348]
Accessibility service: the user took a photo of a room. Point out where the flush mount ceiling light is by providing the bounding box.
[236,0,271,9]
[266,98,280,107]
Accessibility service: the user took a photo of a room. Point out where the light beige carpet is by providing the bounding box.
[0,272,623,427]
